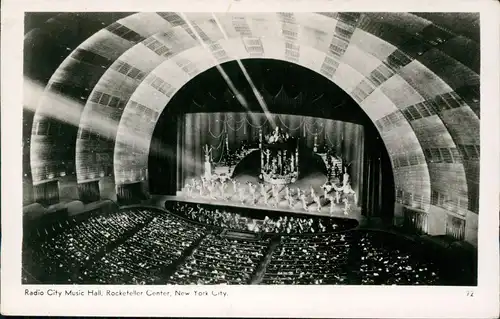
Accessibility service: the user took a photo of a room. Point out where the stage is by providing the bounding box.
[148,193,363,222]
[146,169,363,222]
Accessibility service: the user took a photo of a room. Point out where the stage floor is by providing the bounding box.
[151,195,363,222]
[147,171,363,222]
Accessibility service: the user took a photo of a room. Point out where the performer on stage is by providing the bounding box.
[238,186,246,204]
[232,179,238,194]
[260,183,268,206]
[343,182,357,205]
[313,194,322,212]
[209,180,217,200]
[197,180,203,197]
[310,186,316,199]
[342,170,350,187]
[329,194,335,216]
[322,181,333,199]
[272,184,280,207]
[300,193,309,212]
[343,197,351,216]
[332,183,341,204]
[288,194,295,209]
[219,180,227,200]
[285,186,293,208]
[185,182,192,198]
[248,182,257,206]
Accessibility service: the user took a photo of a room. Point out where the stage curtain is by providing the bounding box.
[116,182,148,205]
[33,180,60,206]
[149,112,178,195]
[446,215,466,241]
[402,207,428,234]
[77,180,100,204]
[361,127,394,220]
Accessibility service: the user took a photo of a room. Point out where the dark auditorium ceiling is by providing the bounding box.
[23,12,480,217]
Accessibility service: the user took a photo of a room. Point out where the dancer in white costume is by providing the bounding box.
[208,180,217,200]
[300,193,309,212]
[313,194,322,212]
[260,184,268,206]
[232,179,238,194]
[285,187,294,208]
[342,170,350,185]
[329,195,335,216]
[332,183,341,204]
[288,194,294,209]
[342,198,351,216]
[272,185,280,207]
[342,182,357,205]
[185,183,192,198]
[310,186,316,199]
[197,180,203,197]
[219,181,227,200]
[322,181,333,199]
[248,182,257,205]
[238,186,246,204]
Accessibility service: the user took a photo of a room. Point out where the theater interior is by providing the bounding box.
[22,12,481,285]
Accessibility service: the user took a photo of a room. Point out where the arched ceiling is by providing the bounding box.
[25,12,480,215]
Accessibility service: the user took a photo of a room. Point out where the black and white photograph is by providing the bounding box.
[2,1,499,317]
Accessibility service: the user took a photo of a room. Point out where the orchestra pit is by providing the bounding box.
[22,12,479,286]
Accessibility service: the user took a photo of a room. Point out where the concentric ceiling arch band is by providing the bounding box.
[27,12,479,217]
[22,12,480,286]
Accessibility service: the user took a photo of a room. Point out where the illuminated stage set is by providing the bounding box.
[147,59,395,226]
[176,114,361,220]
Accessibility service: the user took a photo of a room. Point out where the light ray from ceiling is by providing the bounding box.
[24,78,201,176]
[210,13,277,128]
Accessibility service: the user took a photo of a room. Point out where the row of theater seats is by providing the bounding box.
[22,209,151,283]
[169,235,270,285]
[85,213,208,285]
[262,233,351,284]
[167,201,357,234]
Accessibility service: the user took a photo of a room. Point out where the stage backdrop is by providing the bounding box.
[150,111,394,219]
[176,112,365,197]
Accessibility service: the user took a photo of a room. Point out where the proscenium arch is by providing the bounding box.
[29,12,480,216]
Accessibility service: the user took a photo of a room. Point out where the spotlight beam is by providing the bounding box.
[179,13,263,126]
[211,13,276,128]
[24,78,200,178]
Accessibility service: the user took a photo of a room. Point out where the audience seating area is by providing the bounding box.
[85,213,208,285]
[169,235,269,285]
[356,232,440,285]
[262,233,352,284]
[23,209,151,283]
[22,202,471,285]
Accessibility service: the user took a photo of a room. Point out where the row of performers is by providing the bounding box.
[184,176,356,215]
